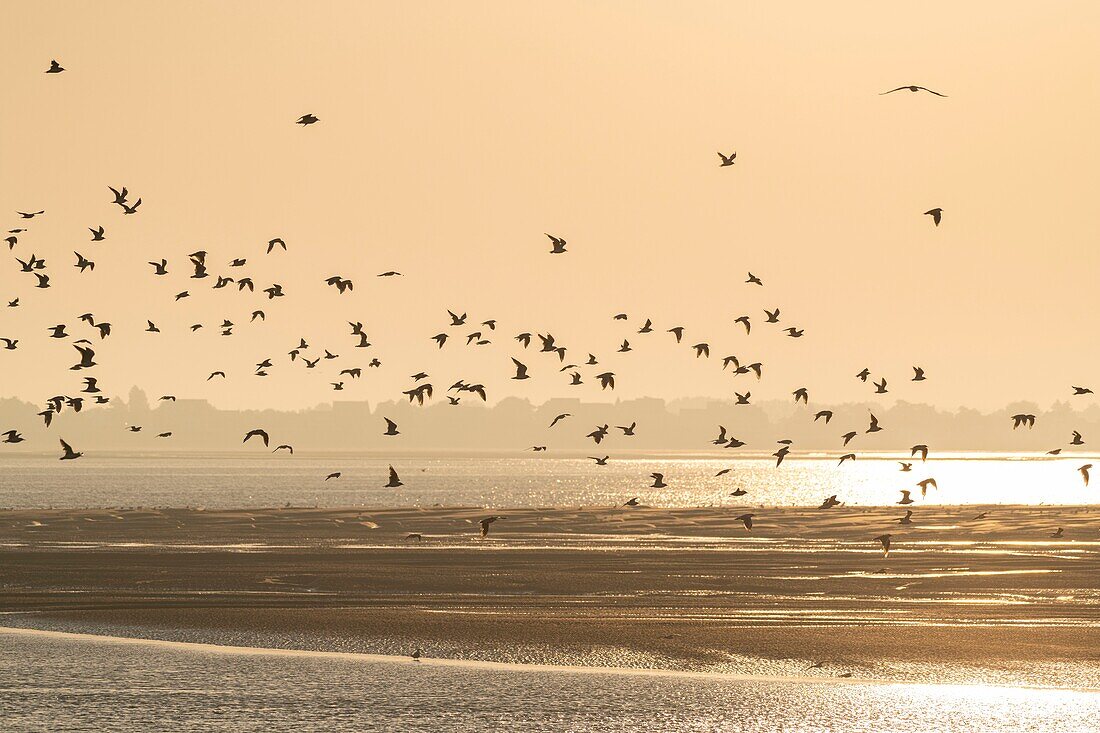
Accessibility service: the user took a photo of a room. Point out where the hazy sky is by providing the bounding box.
[2,2,1100,411]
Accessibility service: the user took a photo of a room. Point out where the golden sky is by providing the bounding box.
[2,2,1099,411]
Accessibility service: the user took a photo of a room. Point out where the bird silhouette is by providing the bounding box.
[243,429,270,447]
[718,152,737,167]
[924,208,943,226]
[881,85,947,97]
[385,465,403,488]
[874,534,892,557]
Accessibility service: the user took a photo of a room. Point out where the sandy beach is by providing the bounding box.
[2,504,1097,689]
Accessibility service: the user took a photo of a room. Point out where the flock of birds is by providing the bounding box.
[2,66,1093,555]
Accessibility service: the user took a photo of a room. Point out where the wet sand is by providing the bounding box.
[1,505,1098,687]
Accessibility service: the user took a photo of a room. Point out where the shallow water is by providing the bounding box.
[0,452,1095,508]
[0,630,1096,732]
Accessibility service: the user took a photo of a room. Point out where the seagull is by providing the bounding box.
[734,315,751,334]
[841,431,857,446]
[924,208,943,226]
[911,444,929,461]
[46,60,65,74]
[1073,386,1094,396]
[899,462,912,472]
[874,534,892,557]
[867,414,883,433]
[837,453,856,466]
[617,422,637,436]
[74,252,95,272]
[712,426,729,445]
[325,472,341,481]
[479,516,503,537]
[119,199,142,215]
[89,226,105,241]
[1080,464,1092,486]
[267,238,287,254]
[793,388,808,404]
[385,465,403,488]
[912,367,926,381]
[1050,527,1064,539]
[650,473,667,488]
[814,410,833,424]
[2,430,24,444]
[59,438,82,460]
[734,513,754,530]
[917,478,938,497]
[820,495,841,509]
[735,392,751,405]
[729,487,748,497]
[383,418,400,436]
[596,372,615,390]
[589,456,609,466]
[0,338,17,350]
[692,343,710,358]
[296,114,319,125]
[511,358,530,380]
[898,510,914,525]
[1011,414,1036,430]
[16,210,45,219]
[546,234,567,254]
[668,326,684,343]
[1071,431,1085,446]
[873,378,888,394]
[898,490,914,505]
[881,85,947,97]
[272,444,294,454]
[718,151,737,167]
[243,429,270,447]
[406,534,422,543]
[549,413,571,428]
[622,497,640,507]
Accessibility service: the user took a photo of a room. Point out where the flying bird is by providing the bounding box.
[46,60,65,74]
[924,208,943,226]
[880,85,947,97]
[385,465,403,488]
[874,534,892,557]
[479,516,502,537]
[718,151,737,167]
[296,114,319,125]
[546,234,567,254]
[59,438,82,460]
